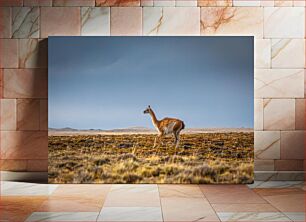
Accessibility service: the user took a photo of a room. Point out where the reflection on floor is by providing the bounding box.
[0,181,304,221]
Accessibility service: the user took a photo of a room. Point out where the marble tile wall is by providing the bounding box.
[0,0,304,180]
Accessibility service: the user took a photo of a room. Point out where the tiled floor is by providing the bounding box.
[0,181,305,222]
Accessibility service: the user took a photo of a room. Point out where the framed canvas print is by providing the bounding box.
[48,36,254,184]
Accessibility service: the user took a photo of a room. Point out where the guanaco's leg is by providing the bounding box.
[174,132,180,148]
[173,133,177,145]
[153,136,158,148]
[154,133,165,153]
[153,134,162,154]
[153,134,161,148]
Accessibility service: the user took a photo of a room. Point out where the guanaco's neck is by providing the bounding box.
[149,109,159,126]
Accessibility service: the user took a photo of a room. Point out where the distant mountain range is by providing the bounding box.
[48,127,253,133]
[48,126,154,132]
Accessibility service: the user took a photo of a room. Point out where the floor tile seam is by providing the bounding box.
[157,185,164,222]
[257,194,297,215]
[216,211,294,222]
[198,185,222,222]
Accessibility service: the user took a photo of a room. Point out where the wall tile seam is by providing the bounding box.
[0,158,29,169]
[0,129,47,132]
[141,7,201,36]
[0,98,17,131]
[0,158,36,160]
[274,159,305,162]
[38,5,41,38]
[0,161,28,171]
[0,130,47,132]
[10,37,306,45]
[0,3,303,8]
[52,1,95,7]
[92,6,107,34]
[101,4,306,8]
[0,37,47,40]
[1,6,293,9]
[258,95,304,97]
[294,98,305,129]
[256,157,281,160]
[278,130,305,133]
[279,130,305,161]
[40,6,81,37]
[270,170,305,173]
[269,66,306,69]
[16,98,41,131]
[2,97,48,99]
[253,130,301,132]
[79,6,111,36]
[273,168,304,172]
[0,158,48,161]
[106,7,112,35]
[255,67,306,69]
[254,141,280,160]
[1,68,48,95]
[257,98,304,100]
[255,69,306,71]
[2,6,305,37]
[261,130,302,132]
[267,37,306,69]
[1,68,47,70]
[109,7,143,36]
[0,5,300,9]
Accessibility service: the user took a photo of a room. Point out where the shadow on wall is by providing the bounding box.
[1,39,48,183]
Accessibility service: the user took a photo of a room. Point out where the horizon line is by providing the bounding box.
[49,126,254,130]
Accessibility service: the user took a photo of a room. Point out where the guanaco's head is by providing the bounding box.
[143,105,152,114]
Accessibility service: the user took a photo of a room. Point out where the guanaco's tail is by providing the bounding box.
[181,121,185,130]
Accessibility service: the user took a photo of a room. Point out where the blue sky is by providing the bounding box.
[48,36,254,130]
